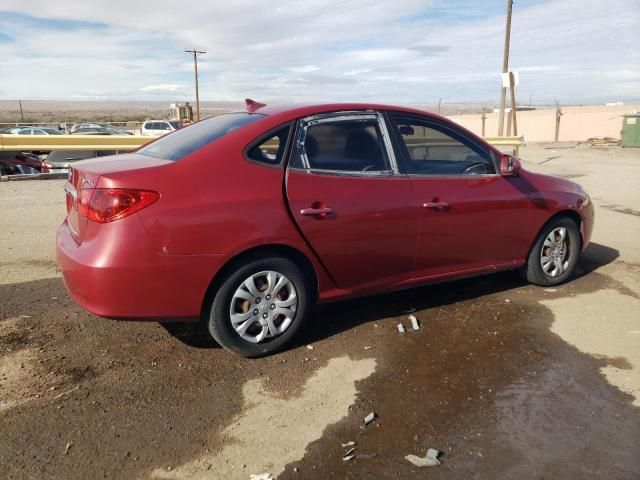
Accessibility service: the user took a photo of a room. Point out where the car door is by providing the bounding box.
[386,112,530,277]
[286,111,420,290]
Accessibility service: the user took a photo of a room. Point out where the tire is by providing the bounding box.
[207,255,312,357]
[522,217,581,286]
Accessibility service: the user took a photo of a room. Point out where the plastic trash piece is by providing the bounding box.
[405,448,442,467]
[250,474,273,480]
[341,441,355,447]
[364,412,376,426]
[306,345,314,350]
[409,315,419,330]
[397,323,406,333]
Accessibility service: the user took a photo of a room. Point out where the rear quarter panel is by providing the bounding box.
[122,126,337,293]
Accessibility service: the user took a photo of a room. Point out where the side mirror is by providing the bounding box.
[499,154,521,177]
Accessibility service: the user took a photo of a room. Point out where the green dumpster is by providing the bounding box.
[621,113,640,148]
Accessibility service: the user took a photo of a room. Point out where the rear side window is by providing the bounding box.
[294,118,391,173]
[139,113,265,161]
[246,126,291,165]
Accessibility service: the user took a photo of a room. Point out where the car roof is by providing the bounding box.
[252,102,443,121]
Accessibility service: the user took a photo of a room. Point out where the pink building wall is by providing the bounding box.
[449,104,639,142]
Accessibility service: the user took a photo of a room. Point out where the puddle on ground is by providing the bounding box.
[149,356,376,480]
[275,258,640,479]
[544,288,640,406]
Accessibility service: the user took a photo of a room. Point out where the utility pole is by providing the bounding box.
[18,99,24,122]
[509,71,518,136]
[554,98,562,142]
[481,106,487,137]
[185,49,206,121]
[497,0,513,136]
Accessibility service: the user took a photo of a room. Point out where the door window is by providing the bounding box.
[390,116,496,175]
[292,114,394,174]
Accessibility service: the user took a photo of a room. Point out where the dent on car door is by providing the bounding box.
[386,112,530,276]
[285,111,420,291]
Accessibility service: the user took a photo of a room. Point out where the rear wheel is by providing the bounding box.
[207,256,312,357]
[523,217,581,286]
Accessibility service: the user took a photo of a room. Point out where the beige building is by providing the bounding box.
[449,104,639,142]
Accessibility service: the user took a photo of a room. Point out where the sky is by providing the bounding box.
[0,0,638,105]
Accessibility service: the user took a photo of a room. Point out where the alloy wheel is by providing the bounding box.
[540,226,571,278]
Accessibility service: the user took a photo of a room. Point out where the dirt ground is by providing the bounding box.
[1,143,639,479]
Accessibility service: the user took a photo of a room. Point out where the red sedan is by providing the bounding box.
[56,102,594,357]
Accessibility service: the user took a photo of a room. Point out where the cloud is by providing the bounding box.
[0,0,638,103]
[140,84,183,93]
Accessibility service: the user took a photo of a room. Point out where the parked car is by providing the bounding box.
[44,150,120,173]
[57,102,594,357]
[1,126,64,135]
[0,160,19,175]
[0,160,40,175]
[69,123,106,133]
[141,120,182,137]
[72,127,133,135]
[0,152,49,173]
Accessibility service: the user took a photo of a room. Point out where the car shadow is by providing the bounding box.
[163,242,619,352]
[294,241,619,348]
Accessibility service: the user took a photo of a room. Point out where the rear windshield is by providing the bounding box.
[138,113,265,161]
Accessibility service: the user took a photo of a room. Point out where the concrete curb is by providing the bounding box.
[1,172,68,182]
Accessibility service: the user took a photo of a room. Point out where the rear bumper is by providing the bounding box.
[56,217,229,321]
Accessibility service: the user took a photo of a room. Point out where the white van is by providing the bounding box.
[141,120,182,137]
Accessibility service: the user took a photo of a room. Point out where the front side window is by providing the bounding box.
[390,116,495,175]
[139,113,265,161]
[293,116,391,173]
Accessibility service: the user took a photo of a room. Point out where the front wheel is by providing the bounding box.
[207,256,312,357]
[522,217,581,286]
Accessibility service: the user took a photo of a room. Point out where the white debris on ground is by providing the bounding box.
[397,323,406,333]
[342,447,356,461]
[409,315,420,331]
[341,441,355,447]
[405,448,442,467]
[363,412,376,426]
[249,474,273,480]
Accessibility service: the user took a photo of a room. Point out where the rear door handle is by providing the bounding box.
[422,201,450,210]
[300,206,333,217]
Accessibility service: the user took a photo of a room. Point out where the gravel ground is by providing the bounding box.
[0,143,639,479]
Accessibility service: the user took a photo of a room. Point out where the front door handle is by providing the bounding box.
[422,201,450,210]
[300,206,334,218]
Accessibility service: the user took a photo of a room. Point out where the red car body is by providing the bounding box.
[56,103,594,322]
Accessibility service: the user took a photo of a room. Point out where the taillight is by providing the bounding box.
[78,188,159,223]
